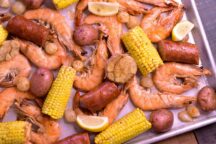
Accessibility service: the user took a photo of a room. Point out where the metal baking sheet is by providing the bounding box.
[2,0,216,144]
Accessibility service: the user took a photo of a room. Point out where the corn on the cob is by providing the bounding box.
[0,121,31,144]
[53,0,78,9]
[95,108,152,144]
[42,66,76,119]
[121,26,163,76]
[0,25,8,46]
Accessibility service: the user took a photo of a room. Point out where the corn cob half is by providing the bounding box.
[42,66,76,119]
[122,26,163,76]
[95,108,152,144]
[53,0,78,9]
[0,121,31,144]
[0,25,8,46]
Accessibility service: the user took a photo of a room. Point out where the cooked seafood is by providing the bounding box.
[153,62,212,94]
[0,54,31,87]
[74,39,108,91]
[24,8,84,59]
[0,87,34,119]
[118,0,149,15]
[18,38,67,70]
[75,0,88,26]
[101,89,129,124]
[141,5,184,42]
[128,77,196,110]
[16,101,60,144]
[84,15,123,55]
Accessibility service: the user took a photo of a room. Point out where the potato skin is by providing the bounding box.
[73,24,99,46]
[197,86,216,111]
[150,109,174,133]
[30,68,54,97]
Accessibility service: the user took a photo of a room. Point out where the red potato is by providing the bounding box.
[79,82,120,113]
[30,68,54,97]
[150,109,174,133]
[73,24,99,46]
[197,86,216,111]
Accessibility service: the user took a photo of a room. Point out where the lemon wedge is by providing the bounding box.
[172,20,194,41]
[88,2,119,16]
[76,115,109,132]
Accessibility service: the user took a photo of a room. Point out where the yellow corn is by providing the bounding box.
[95,108,152,144]
[0,25,8,46]
[53,0,78,9]
[42,66,76,119]
[121,26,163,76]
[0,121,31,144]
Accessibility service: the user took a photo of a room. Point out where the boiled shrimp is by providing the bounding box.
[75,0,88,26]
[0,54,31,87]
[84,15,123,55]
[153,62,212,94]
[141,5,183,42]
[128,77,196,110]
[135,0,178,7]
[15,101,60,144]
[0,87,34,119]
[118,0,149,15]
[101,90,129,124]
[74,39,108,91]
[24,8,84,59]
[17,39,66,70]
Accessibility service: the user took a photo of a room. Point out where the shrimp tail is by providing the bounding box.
[101,89,129,124]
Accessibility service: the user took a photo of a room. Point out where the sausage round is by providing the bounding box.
[158,40,199,64]
[79,82,120,113]
[55,133,90,144]
[6,15,49,46]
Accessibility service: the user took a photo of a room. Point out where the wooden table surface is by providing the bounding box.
[155,0,216,143]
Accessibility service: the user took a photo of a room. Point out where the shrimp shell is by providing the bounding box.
[128,77,196,110]
[18,39,66,70]
[0,87,34,119]
[15,101,60,144]
[0,54,31,87]
[141,5,183,42]
[24,8,84,59]
[153,62,212,94]
[74,39,108,91]
[84,15,123,55]
[101,90,129,124]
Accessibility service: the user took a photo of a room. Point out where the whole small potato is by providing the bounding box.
[30,68,54,97]
[73,24,99,46]
[150,109,174,133]
[197,86,216,111]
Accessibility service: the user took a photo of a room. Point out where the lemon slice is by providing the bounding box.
[76,115,109,132]
[172,20,194,41]
[88,2,119,16]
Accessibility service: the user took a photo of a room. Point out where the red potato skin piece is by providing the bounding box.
[6,15,49,46]
[22,0,44,9]
[158,40,199,64]
[79,82,120,113]
[55,133,90,144]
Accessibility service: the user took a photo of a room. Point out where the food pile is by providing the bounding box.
[0,0,215,144]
